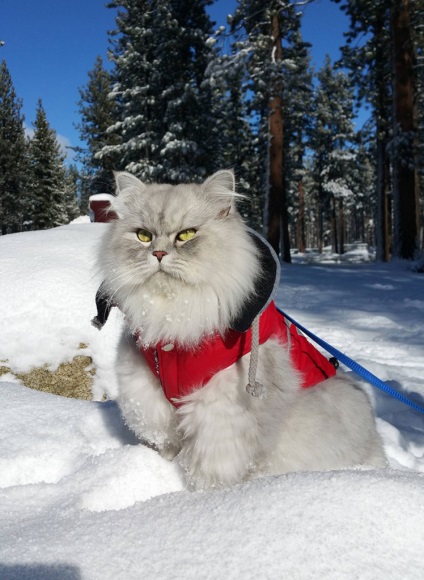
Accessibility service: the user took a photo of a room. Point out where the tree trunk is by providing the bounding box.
[331,195,338,254]
[391,0,420,259]
[266,12,291,263]
[297,180,306,253]
[317,183,324,253]
[338,198,345,255]
[376,133,392,261]
[374,18,392,262]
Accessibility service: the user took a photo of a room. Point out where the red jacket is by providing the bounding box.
[138,301,336,407]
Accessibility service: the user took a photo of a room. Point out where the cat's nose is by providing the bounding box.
[152,251,168,262]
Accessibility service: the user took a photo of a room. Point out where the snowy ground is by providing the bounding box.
[1,223,423,579]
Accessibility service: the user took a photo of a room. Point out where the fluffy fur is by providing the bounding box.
[98,170,386,490]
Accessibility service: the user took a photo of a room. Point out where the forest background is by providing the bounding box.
[0,0,423,263]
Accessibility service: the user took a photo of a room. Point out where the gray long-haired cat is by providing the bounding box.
[96,170,386,490]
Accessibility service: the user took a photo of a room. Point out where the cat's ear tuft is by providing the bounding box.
[203,170,238,218]
[203,170,235,194]
[110,172,146,218]
[114,171,146,195]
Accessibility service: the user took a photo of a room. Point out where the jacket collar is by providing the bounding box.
[229,229,280,333]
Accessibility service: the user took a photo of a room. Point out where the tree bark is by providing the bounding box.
[297,180,306,253]
[267,12,291,262]
[374,18,391,262]
[331,195,338,254]
[391,0,420,259]
[317,182,324,253]
[338,197,345,255]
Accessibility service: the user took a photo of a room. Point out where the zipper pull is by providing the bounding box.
[154,349,161,384]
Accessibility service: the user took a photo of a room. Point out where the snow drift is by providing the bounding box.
[0,223,423,579]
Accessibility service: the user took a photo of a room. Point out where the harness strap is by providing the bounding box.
[278,308,424,415]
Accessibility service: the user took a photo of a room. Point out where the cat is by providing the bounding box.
[95,169,386,490]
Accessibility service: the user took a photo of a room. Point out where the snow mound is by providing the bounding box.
[0,224,122,399]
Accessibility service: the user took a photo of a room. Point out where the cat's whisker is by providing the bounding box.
[107,267,146,305]
[106,268,141,296]
[121,273,149,314]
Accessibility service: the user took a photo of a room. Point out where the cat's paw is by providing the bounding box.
[158,442,181,461]
[176,405,260,490]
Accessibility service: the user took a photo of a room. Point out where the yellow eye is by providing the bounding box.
[176,228,197,242]
[136,229,152,243]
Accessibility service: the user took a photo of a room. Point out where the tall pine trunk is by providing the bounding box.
[296,180,306,253]
[391,0,420,259]
[375,21,392,262]
[317,181,324,253]
[338,198,345,255]
[266,12,291,263]
[331,195,338,253]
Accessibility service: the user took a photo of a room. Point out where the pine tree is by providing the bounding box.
[282,28,314,253]
[75,56,119,201]
[349,127,378,247]
[64,165,82,222]
[101,0,217,183]
[308,56,356,253]
[333,0,393,260]
[27,100,68,230]
[391,0,420,259]
[229,0,313,261]
[411,0,424,251]
[0,60,28,235]
[335,0,421,260]
[204,44,261,228]
[230,0,285,259]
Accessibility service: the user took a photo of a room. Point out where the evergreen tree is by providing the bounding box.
[101,0,217,183]
[282,28,314,253]
[333,0,393,259]
[27,100,68,230]
[349,127,378,247]
[229,0,313,261]
[0,60,28,235]
[308,56,356,253]
[64,165,82,222]
[391,0,420,259]
[75,56,119,203]
[412,0,424,250]
[335,0,421,260]
[204,44,261,228]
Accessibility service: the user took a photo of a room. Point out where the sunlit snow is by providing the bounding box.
[0,223,423,579]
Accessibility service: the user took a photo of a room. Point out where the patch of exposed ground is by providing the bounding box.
[0,344,95,400]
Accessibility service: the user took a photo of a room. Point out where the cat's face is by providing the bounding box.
[98,170,260,343]
[103,171,246,288]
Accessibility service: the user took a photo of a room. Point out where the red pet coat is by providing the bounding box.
[138,300,336,406]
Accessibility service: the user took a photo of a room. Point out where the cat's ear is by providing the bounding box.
[111,172,146,217]
[114,171,146,195]
[202,170,237,218]
[203,170,235,194]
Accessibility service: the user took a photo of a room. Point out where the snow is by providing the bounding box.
[88,193,115,203]
[0,225,122,399]
[1,223,424,579]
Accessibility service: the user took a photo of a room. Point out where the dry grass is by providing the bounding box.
[0,344,95,400]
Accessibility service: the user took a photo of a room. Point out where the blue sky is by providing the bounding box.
[1,0,350,162]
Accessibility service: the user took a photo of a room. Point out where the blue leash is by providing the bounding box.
[277,307,424,415]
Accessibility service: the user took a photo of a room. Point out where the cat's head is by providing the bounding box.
[98,170,260,345]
